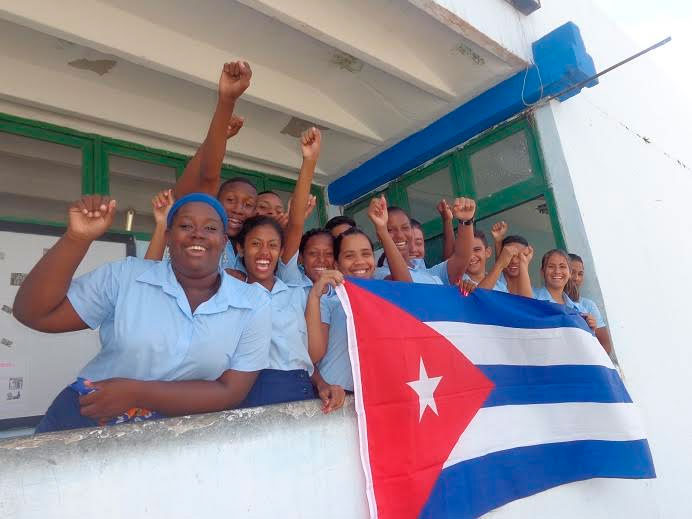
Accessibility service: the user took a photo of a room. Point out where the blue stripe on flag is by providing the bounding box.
[421,439,656,519]
[479,365,631,407]
[346,278,592,332]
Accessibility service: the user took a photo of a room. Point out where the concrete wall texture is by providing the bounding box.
[526,3,692,519]
[0,398,659,519]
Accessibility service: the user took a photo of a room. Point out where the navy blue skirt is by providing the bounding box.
[240,369,316,408]
[35,387,98,434]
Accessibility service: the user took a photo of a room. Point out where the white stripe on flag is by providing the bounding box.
[443,402,646,468]
[425,321,612,368]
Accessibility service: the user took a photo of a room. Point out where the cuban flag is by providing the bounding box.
[336,279,655,519]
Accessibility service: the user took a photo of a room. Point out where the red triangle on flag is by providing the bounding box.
[344,281,495,519]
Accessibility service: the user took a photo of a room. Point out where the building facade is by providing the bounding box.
[1,1,690,517]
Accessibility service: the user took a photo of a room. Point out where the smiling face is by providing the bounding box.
[256,192,285,218]
[218,181,257,238]
[570,259,585,289]
[387,209,412,261]
[336,234,375,279]
[167,202,226,277]
[240,223,282,288]
[300,233,334,283]
[410,227,425,260]
[468,237,491,277]
[542,252,571,291]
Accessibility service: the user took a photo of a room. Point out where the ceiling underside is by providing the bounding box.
[0,0,526,187]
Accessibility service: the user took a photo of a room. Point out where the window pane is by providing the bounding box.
[349,205,376,242]
[423,233,444,268]
[470,131,533,198]
[0,132,82,224]
[405,165,454,224]
[305,199,321,230]
[475,196,556,284]
[108,155,177,234]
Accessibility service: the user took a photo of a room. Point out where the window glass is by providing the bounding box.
[474,196,556,285]
[470,131,533,198]
[349,204,376,242]
[0,132,82,224]
[423,233,444,268]
[108,155,177,233]
[405,165,454,224]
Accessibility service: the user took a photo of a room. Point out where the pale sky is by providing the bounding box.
[594,0,691,102]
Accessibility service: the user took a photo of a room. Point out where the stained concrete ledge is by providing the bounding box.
[0,396,369,519]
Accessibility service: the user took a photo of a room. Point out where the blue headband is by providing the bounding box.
[166,193,228,230]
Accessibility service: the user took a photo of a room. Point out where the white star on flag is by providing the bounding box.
[407,357,443,422]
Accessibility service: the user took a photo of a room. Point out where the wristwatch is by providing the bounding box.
[461,218,474,226]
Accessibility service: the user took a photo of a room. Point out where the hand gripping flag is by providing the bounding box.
[336,279,655,519]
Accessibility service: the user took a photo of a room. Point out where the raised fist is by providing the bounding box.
[497,243,521,268]
[67,195,117,242]
[436,199,453,222]
[452,197,476,222]
[491,221,508,241]
[218,61,252,102]
[367,195,388,230]
[301,127,322,161]
[519,245,534,266]
[226,115,245,139]
[151,189,175,226]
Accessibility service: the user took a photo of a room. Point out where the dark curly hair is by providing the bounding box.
[237,215,284,247]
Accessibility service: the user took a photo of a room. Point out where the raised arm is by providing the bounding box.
[437,199,455,261]
[175,61,251,198]
[369,196,412,282]
[13,195,117,332]
[144,189,175,260]
[282,127,321,263]
[174,116,245,198]
[478,243,517,290]
[445,198,476,285]
[516,245,535,298]
[491,221,508,261]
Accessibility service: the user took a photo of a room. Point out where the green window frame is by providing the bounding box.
[0,111,327,241]
[345,115,565,264]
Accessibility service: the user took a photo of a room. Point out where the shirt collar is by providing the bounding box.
[136,260,257,313]
[254,276,290,296]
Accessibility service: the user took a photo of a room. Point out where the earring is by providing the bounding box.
[163,246,170,261]
[221,249,228,267]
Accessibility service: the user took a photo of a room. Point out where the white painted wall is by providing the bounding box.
[0,399,661,519]
[517,3,692,518]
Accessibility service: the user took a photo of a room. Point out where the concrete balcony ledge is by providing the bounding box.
[0,397,370,519]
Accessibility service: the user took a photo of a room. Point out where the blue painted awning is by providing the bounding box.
[328,22,597,205]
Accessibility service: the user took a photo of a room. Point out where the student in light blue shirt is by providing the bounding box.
[233,215,316,407]
[14,193,272,433]
[306,204,415,391]
[478,235,534,297]
[533,249,599,334]
[277,228,335,295]
[569,253,612,353]
[373,199,476,285]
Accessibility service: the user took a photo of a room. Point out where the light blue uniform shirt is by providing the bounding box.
[67,257,271,382]
[374,258,447,285]
[465,272,505,291]
[576,296,606,328]
[318,292,353,391]
[255,277,313,375]
[533,286,585,313]
[277,253,312,296]
[221,241,246,273]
